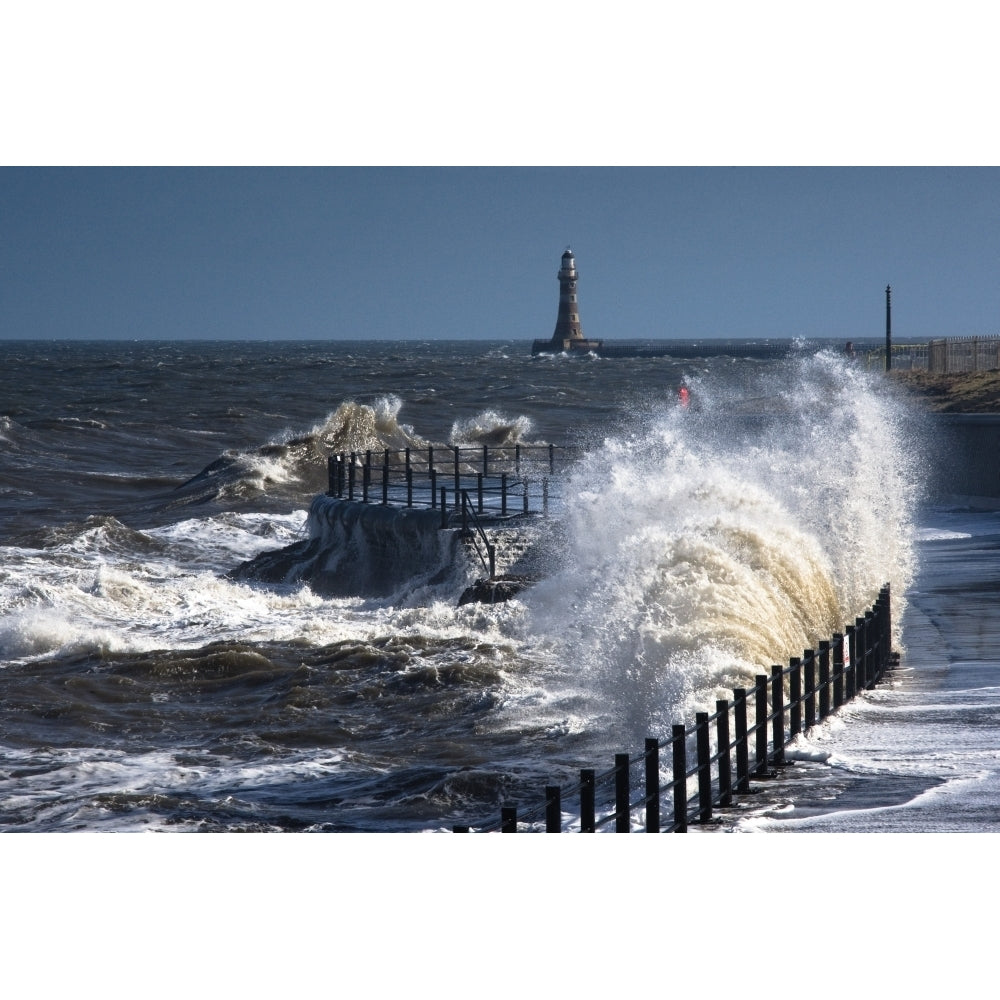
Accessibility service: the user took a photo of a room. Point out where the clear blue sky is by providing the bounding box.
[3,167,999,342]
[4,8,998,343]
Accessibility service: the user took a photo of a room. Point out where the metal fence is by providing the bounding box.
[866,336,1000,373]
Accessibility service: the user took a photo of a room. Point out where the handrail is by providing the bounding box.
[459,490,495,579]
[454,584,895,833]
[326,444,572,518]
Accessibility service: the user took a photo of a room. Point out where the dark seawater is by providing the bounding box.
[0,339,927,831]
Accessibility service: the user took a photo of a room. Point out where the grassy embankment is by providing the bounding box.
[888,369,1000,413]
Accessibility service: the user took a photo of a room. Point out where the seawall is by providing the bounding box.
[230,494,546,600]
[930,415,1000,501]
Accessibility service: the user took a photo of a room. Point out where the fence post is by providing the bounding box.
[523,479,529,514]
[645,738,660,833]
[818,640,830,718]
[771,665,785,765]
[846,623,857,700]
[696,712,712,823]
[362,461,370,503]
[789,657,802,738]
[856,616,868,691]
[348,453,356,500]
[672,724,687,832]
[615,753,630,832]
[407,464,413,507]
[501,473,508,515]
[477,473,484,513]
[545,786,561,833]
[327,455,336,495]
[734,688,750,793]
[580,769,595,833]
[543,478,549,515]
[501,806,517,832]
[549,443,555,474]
[515,444,521,475]
[803,650,816,730]
[382,449,389,505]
[832,633,844,709]
[754,675,770,775]
[716,699,732,807]
[430,469,437,508]
[454,446,461,498]
[337,453,345,497]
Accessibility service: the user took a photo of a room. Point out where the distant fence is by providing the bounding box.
[327,444,579,519]
[454,584,895,833]
[866,336,1000,373]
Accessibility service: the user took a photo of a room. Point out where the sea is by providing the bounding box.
[1,335,983,831]
[6,337,996,987]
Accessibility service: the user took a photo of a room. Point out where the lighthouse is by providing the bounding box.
[532,248,603,354]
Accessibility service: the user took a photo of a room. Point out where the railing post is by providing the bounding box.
[501,806,517,832]
[696,712,712,823]
[327,455,336,495]
[832,633,844,709]
[406,464,413,507]
[543,478,549,515]
[734,687,750,793]
[337,453,345,497]
[754,675,769,776]
[430,469,437,508]
[818,640,831,718]
[523,479,529,514]
[382,449,389,505]
[461,491,468,536]
[549,442,555,474]
[545,786,561,833]
[672,724,687,832]
[428,445,434,478]
[789,657,802,738]
[362,460,370,503]
[487,543,495,578]
[856,616,868,691]
[477,472,484,513]
[716,699,732,807]
[454,446,461,498]
[846,623,857,700]
[615,753,630,832]
[348,453,356,500]
[644,738,660,833]
[803,650,816,730]
[580,769,595,833]
[771,665,785,764]
[440,487,447,528]
[501,473,508,515]
[483,445,488,477]
[515,444,521,475]
[864,611,875,689]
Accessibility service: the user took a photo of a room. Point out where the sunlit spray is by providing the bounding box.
[523,352,924,740]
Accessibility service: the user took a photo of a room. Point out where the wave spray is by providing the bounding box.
[523,352,925,741]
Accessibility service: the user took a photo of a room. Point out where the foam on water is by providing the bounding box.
[519,352,924,739]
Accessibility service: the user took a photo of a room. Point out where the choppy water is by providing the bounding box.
[0,339,929,831]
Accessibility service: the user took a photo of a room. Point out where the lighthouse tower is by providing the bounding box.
[533,248,603,354]
[553,248,584,346]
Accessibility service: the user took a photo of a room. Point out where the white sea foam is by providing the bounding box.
[519,353,923,738]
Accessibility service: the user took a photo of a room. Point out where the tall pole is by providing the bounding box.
[885,284,892,372]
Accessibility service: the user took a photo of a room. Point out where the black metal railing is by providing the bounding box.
[326,444,575,519]
[454,584,895,833]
